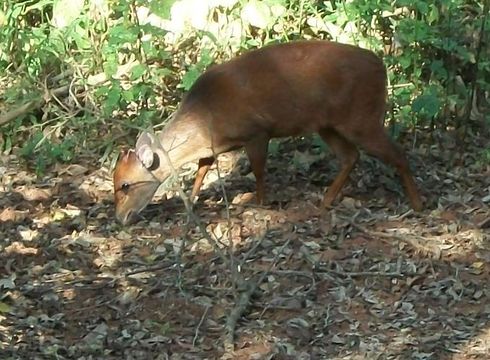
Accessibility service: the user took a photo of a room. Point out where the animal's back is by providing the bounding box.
[178,41,387,149]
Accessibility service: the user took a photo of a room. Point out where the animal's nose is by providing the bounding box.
[116,209,133,226]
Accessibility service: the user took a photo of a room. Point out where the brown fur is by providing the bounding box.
[114,40,422,225]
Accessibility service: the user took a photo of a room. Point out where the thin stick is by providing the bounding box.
[0,85,69,126]
[222,238,291,353]
[154,137,229,262]
[193,305,211,347]
[322,269,406,278]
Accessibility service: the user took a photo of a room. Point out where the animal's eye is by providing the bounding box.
[121,183,130,192]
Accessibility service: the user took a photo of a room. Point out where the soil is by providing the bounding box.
[1,132,489,359]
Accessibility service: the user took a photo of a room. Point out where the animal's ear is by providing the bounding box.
[136,131,153,149]
[135,131,159,169]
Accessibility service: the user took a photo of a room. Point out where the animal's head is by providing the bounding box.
[113,132,161,225]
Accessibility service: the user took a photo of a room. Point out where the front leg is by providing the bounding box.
[191,157,215,200]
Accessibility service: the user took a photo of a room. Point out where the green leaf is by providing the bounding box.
[25,0,53,12]
[180,50,214,90]
[69,24,91,50]
[130,64,147,80]
[0,274,16,289]
[152,67,172,79]
[415,2,429,14]
[264,0,286,6]
[200,30,218,45]
[95,85,110,98]
[21,132,43,158]
[0,302,11,313]
[137,110,158,127]
[103,53,118,78]
[268,139,280,156]
[0,9,6,26]
[9,5,23,19]
[312,134,329,153]
[121,88,135,102]
[199,50,214,68]
[108,24,139,45]
[181,68,200,91]
[412,93,440,117]
[430,60,448,80]
[399,55,412,69]
[105,82,122,113]
[427,4,439,24]
[246,39,261,47]
[142,41,170,60]
[389,122,404,139]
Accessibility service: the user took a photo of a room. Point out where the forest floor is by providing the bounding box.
[0,130,489,359]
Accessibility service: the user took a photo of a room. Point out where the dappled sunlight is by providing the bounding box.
[1,130,489,357]
[1,128,489,356]
[455,328,490,359]
[1,0,488,357]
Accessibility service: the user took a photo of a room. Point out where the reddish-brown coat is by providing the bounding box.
[114,41,422,225]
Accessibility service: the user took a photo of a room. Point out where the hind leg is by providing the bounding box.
[319,128,360,207]
[244,134,269,204]
[350,129,423,211]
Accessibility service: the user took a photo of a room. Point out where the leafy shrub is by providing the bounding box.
[0,0,488,173]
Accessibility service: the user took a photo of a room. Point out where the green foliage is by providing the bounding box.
[20,132,75,175]
[181,50,214,90]
[482,148,490,165]
[412,86,441,119]
[268,139,281,157]
[0,0,488,173]
[383,0,489,128]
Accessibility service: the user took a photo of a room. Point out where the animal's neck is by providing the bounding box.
[150,116,214,182]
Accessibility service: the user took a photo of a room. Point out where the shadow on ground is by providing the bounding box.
[0,133,489,359]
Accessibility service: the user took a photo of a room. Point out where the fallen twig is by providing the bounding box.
[193,305,211,347]
[0,99,41,126]
[125,261,175,276]
[156,138,229,261]
[222,238,291,354]
[322,269,407,278]
[0,85,70,126]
